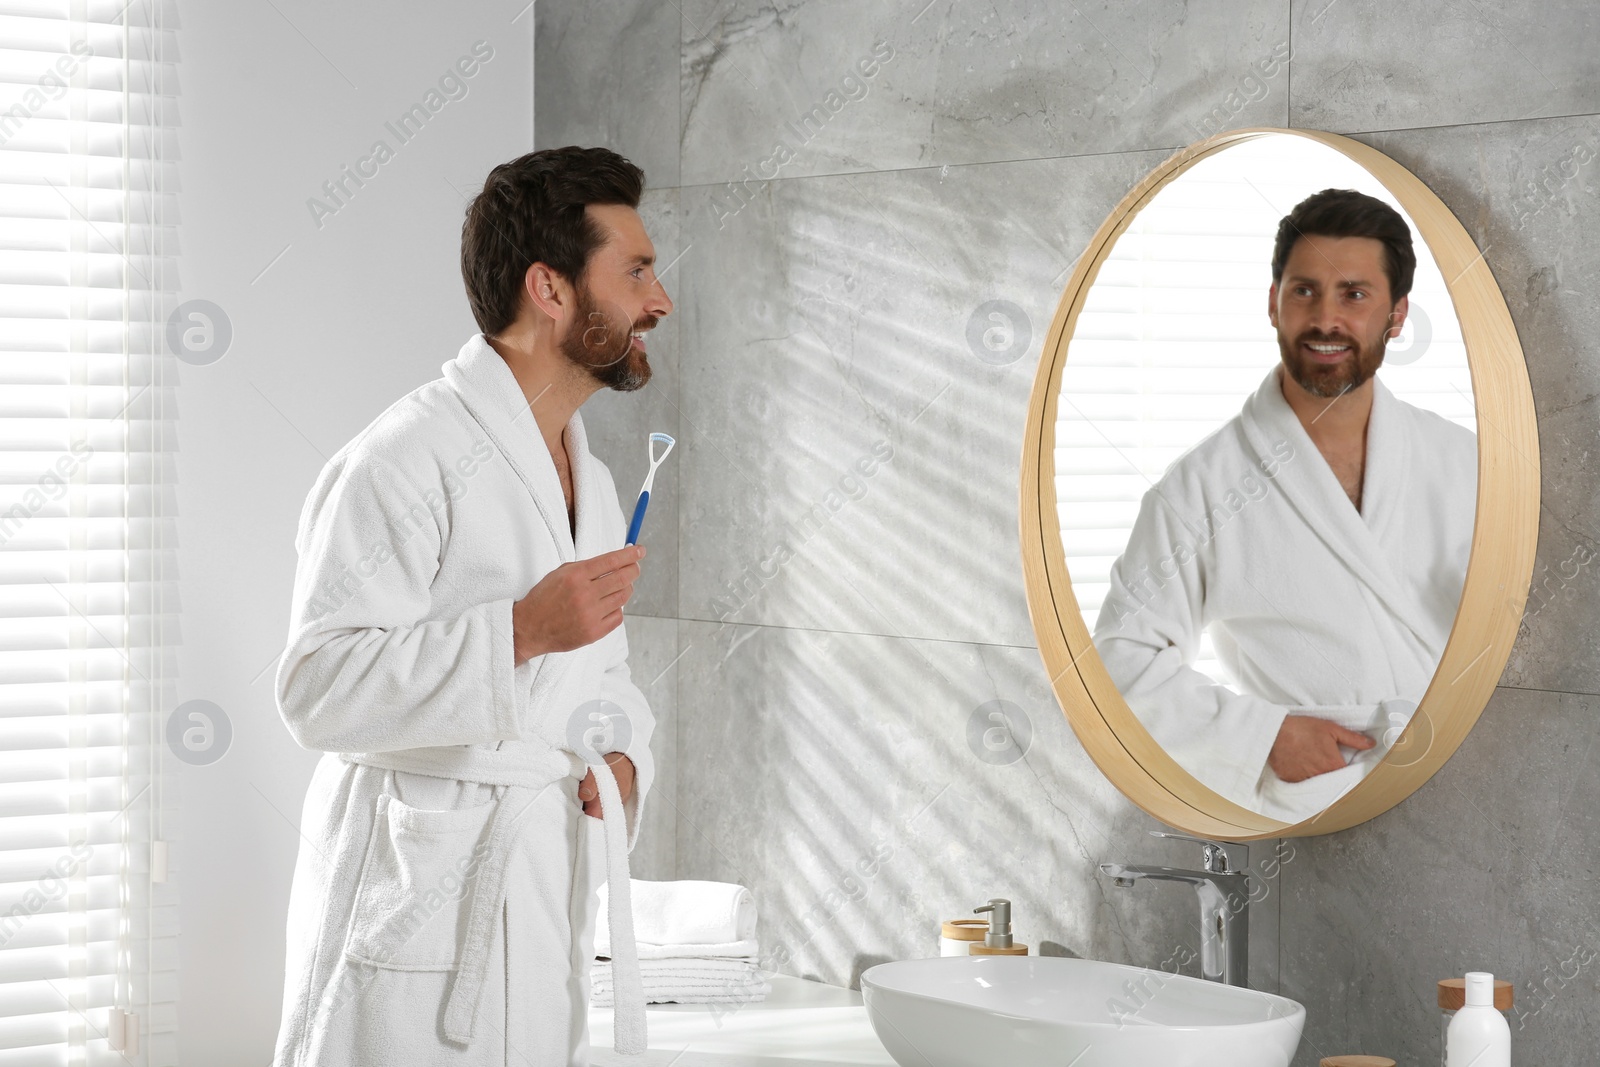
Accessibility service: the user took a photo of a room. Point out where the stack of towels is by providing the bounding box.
[591,879,770,1007]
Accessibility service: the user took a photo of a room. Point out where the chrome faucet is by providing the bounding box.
[1100,830,1251,987]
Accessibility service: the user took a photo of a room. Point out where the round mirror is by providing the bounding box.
[1021,128,1539,838]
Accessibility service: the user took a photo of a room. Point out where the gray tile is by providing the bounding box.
[582,187,682,619]
[1281,686,1600,1066]
[672,620,1279,992]
[532,8,1600,1064]
[620,614,681,880]
[536,0,681,187]
[1355,116,1600,695]
[677,150,1163,646]
[680,0,1291,185]
[1290,0,1600,134]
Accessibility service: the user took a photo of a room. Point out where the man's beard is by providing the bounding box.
[560,282,654,392]
[1277,322,1388,399]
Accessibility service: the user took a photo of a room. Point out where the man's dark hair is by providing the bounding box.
[460,146,645,336]
[1270,188,1416,303]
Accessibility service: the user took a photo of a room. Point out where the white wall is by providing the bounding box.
[173,1,531,1059]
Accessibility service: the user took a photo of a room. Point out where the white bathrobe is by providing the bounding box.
[1093,367,1476,821]
[271,334,655,1066]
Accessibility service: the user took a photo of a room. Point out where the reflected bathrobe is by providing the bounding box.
[1092,367,1476,821]
[270,334,654,1066]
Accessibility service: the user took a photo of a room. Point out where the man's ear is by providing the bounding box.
[1385,294,1410,339]
[524,262,571,322]
[1266,283,1279,329]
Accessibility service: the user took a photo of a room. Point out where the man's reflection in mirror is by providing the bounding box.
[1092,189,1476,821]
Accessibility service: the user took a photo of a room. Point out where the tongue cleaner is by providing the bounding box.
[625,432,676,546]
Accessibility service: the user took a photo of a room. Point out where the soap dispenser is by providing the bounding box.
[1446,971,1510,1067]
[1438,976,1513,1066]
[967,898,1029,956]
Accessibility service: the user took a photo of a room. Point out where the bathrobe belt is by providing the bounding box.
[347,749,648,1055]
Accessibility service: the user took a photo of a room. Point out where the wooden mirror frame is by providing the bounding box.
[1020,127,1540,839]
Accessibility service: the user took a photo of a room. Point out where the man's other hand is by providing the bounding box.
[578,752,635,819]
[512,545,644,664]
[1268,714,1376,783]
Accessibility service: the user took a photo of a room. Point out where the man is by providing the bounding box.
[1092,188,1476,822]
[271,146,670,1066]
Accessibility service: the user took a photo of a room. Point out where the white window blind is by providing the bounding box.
[0,1,179,1064]
[1055,135,1476,686]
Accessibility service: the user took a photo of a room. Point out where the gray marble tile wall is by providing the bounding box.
[538,3,1600,1064]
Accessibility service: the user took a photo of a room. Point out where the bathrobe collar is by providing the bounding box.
[442,333,607,564]
[1353,371,1412,546]
[1240,366,1436,645]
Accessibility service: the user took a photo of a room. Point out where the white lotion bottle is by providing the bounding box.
[1446,971,1511,1067]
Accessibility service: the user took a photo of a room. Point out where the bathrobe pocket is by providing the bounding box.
[342,791,499,971]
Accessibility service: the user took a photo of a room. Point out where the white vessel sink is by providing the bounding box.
[860,956,1303,1067]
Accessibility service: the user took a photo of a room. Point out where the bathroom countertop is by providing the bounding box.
[588,974,898,1066]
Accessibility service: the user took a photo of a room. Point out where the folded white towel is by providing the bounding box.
[590,956,771,1007]
[592,957,767,987]
[592,973,770,994]
[595,879,758,957]
[593,957,761,978]
[590,988,769,1007]
[603,939,760,962]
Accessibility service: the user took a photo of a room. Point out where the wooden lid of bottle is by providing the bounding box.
[968,942,1029,955]
[1320,1057,1395,1067]
[940,919,988,941]
[1437,977,1514,1010]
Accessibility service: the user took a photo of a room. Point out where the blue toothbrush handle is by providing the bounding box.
[625,490,650,545]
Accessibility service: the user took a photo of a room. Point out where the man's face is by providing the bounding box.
[558,203,674,392]
[1268,234,1406,399]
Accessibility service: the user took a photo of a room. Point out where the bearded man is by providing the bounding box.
[1092,188,1477,822]
[271,146,670,1065]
